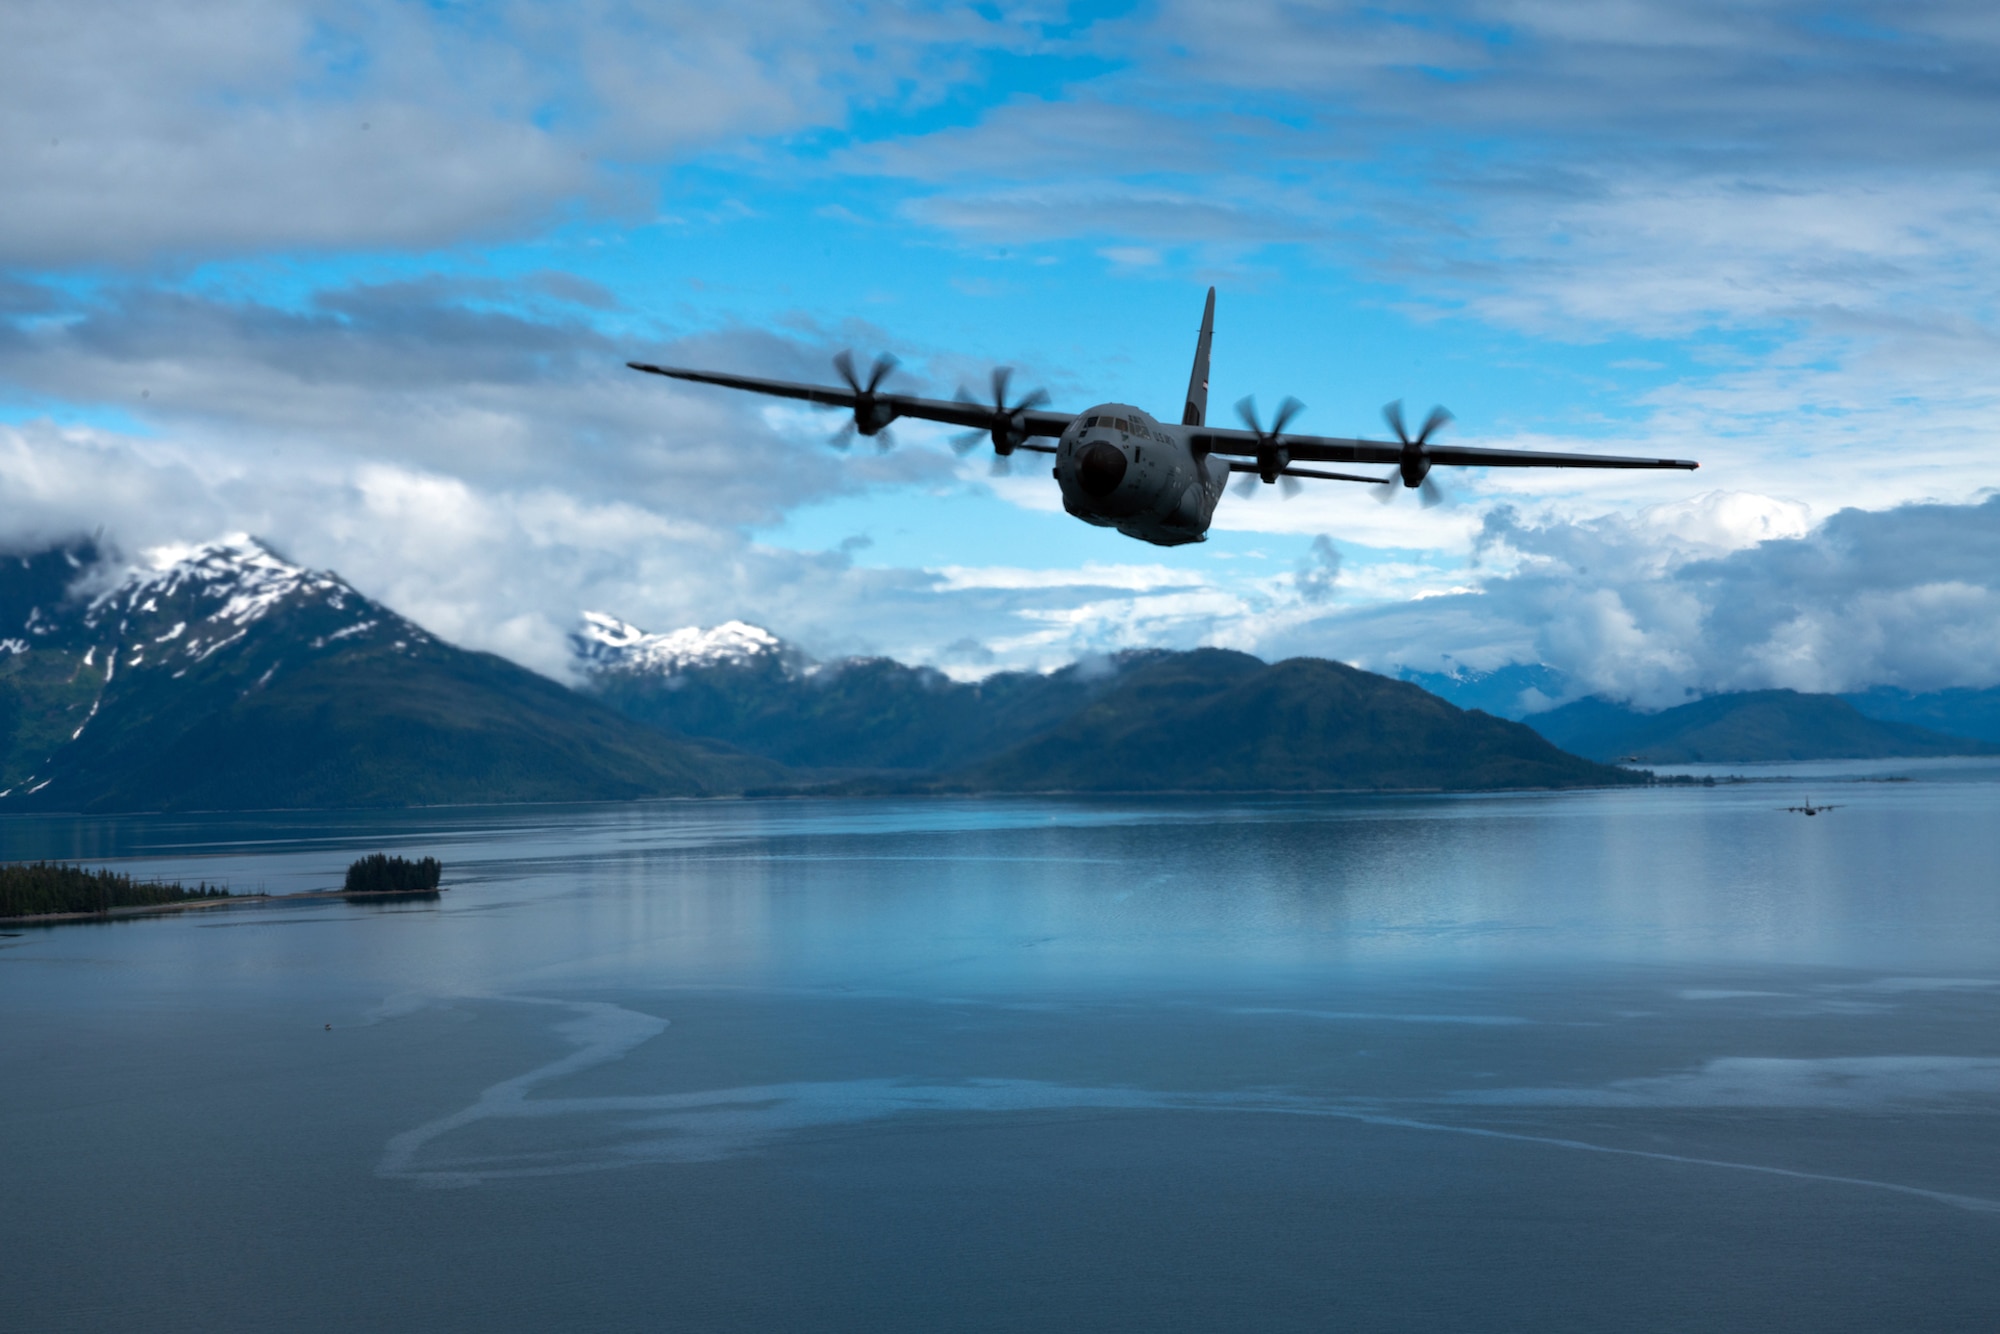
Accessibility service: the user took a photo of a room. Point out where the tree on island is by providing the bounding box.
[343,854,444,894]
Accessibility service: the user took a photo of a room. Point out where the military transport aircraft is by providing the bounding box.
[629,289,1699,548]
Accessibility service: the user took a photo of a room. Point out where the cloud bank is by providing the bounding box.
[1276,490,2000,708]
[0,0,1029,265]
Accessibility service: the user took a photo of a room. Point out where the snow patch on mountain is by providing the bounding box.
[573,612,790,675]
[60,533,424,672]
[89,534,345,630]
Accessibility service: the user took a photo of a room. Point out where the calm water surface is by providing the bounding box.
[5,768,2000,1331]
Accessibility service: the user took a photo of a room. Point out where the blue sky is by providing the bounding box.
[4,1,2000,704]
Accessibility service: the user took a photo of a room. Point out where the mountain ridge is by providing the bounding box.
[1523,689,1994,764]
[0,537,1662,810]
[0,537,779,811]
[574,620,1641,793]
[1409,660,2000,750]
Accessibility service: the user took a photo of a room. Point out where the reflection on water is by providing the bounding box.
[4,774,2000,1331]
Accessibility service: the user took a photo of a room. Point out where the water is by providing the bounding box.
[4,769,1999,1331]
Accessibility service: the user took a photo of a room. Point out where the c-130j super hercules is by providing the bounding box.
[630,288,1698,549]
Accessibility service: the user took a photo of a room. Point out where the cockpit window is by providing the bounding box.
[1114,418,1129,432]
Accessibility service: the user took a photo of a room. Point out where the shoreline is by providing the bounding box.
[0,887,445,928]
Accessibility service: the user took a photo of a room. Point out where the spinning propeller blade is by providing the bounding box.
[829,350,901,447]
[955,365,1051,464]
[1235,393,1306,491]
[1378,398,1455,501]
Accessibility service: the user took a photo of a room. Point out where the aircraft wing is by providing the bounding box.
[627,363,1077,439]
[1223,460,1386,484]
[1190,426,1699,473]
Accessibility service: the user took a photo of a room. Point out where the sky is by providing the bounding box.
[4,0,2000,708]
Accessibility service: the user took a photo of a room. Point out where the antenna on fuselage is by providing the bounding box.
[1183,287,1215,426]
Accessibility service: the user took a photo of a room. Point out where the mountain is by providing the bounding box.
[0,538,776,812]
[576,623,1638,793]
[0,537,1653,813]
[1399,662,2000,745]
[956,650,1635,792]
[1524,689,1994,763]
[1842,686,2000,745]
[574,612,1141,772]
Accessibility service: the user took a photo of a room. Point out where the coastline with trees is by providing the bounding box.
[1,854,447,924]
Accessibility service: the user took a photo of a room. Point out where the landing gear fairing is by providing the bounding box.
[629,289,1699,548]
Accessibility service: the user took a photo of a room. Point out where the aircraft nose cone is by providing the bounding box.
[1078,440,1127,498]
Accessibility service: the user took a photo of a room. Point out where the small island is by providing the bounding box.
[343,853,445,896]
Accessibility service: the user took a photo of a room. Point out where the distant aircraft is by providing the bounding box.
[1783,799,1840,816]
[629,289,1699,548]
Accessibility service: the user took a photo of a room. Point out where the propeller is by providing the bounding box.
[1375,399,1453,508]
[829,350,901,452]
[952,366,1051,473]
[1234,394,1305,498]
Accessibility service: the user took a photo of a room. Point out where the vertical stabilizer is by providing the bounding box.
[1182,287,1215,426]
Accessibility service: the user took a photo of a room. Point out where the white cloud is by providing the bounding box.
[1267,492,2000,704]
[0,0,1030,266]
[1633,491,1812,553]
[931,563,1199,593]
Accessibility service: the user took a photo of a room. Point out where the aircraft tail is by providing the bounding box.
[1182,287,1215,426]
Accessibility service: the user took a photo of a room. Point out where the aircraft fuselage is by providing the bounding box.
[1052,405,1229,547]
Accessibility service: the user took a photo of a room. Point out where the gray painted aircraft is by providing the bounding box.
[629,288,1699,548]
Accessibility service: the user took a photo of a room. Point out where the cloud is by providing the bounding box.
[857,0,2000,479]
[1294,535,1341,603]
[1266,491,2000,704]
[0,0,1029,266]
[0,276,921,525]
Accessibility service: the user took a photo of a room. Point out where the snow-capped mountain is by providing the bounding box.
[0,535,426,800]
[571,607,1063,772]
[0,534,767,812]
[571,611,800,677]
[73,534,426,680]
